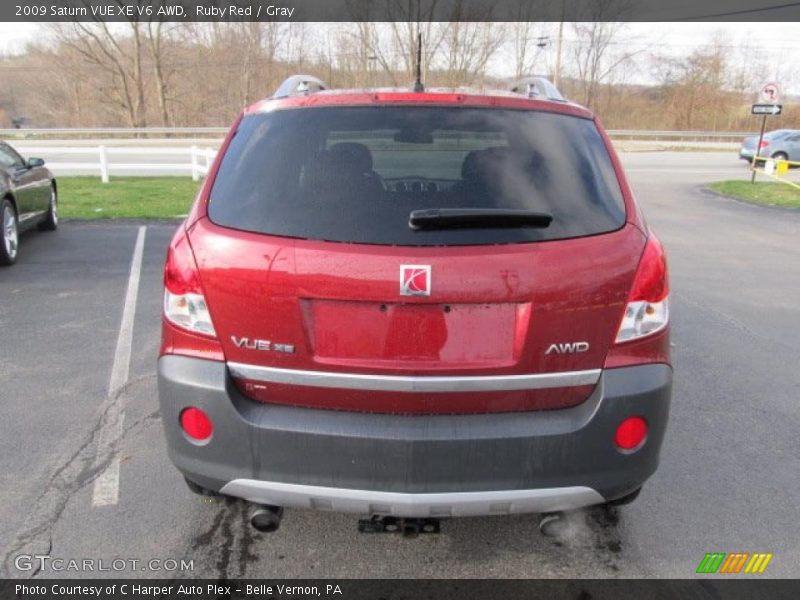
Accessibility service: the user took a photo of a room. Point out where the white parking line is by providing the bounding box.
[108,226,147,398]
[91,419,124,508]
[92,225,146,508]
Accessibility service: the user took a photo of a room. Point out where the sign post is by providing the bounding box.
[751,82,781,184]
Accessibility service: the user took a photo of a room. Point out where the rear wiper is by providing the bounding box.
[409,208,553,231]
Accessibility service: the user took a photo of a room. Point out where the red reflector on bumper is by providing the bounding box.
[180,407,213,442]
[615,416,647,450]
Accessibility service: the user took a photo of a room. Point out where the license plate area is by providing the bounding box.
[303,300,530,369]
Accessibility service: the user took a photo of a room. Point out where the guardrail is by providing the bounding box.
[1,127,229,139]
[608,130,756,141]
[2,127,759,142]
[14,145,217,183]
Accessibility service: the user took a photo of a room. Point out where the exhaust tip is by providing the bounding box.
[538,512,568,538]
[250,505,284,533]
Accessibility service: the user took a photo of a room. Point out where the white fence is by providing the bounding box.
[10,126,751,183]
[13,145,217,183]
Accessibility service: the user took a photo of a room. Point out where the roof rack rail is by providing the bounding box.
[273,75,328,99]
[510,76,566,102]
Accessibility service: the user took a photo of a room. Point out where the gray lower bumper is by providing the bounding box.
[219,479,603,517]
[158,356,671,516]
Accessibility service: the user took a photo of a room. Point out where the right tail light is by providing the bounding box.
[615,233,669,343]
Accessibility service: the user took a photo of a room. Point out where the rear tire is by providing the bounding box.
[1,198,19,266]
[38,185,58,231]
[771,152,788,162]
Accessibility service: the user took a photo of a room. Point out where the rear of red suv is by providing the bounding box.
[158,77,671,524]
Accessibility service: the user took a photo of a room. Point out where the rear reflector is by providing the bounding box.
[180,407,213,442]
[615,416,647,450]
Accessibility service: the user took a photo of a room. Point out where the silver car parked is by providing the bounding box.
[739,129,800,162]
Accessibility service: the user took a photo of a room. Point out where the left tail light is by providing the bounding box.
[164,228,216,337]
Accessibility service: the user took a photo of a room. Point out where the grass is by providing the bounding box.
[55,175,800,219]
[58,176,200,219]
[708,180,800,209]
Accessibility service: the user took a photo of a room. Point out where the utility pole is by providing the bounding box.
[553,20,564,88]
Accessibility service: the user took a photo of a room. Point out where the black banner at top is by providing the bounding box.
[4,0,800,22]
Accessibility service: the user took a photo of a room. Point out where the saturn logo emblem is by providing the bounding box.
[400,265,431,296]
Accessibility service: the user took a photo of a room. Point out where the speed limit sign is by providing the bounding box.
[760,82,780,104]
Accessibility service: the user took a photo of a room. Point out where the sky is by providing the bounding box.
[1,22,798,93]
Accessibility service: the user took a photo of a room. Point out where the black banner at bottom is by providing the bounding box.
[3,579,800,600]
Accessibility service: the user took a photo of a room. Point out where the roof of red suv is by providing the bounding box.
[245,87,595,120]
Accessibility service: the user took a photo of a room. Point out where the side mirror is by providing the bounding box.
[27,157,45,168]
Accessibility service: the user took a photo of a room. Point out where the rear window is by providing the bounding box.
[208,106,626,246]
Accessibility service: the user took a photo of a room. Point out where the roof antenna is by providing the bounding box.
[413,33,424,92]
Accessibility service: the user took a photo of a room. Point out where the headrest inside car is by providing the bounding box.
[328,142,374,174]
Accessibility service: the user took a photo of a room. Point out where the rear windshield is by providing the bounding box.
[209,106,626,246]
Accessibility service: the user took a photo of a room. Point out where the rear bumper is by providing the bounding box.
[158,355,672,517]
[220,480,602,517]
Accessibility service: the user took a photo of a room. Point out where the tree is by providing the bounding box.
[570,21,639,108]
[510,22,548,81]
[144,21,175,126]
[653,40,731,130]
[438,22,506,87]
[52,21,149,127]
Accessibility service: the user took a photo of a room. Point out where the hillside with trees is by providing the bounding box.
[0,22,796,131]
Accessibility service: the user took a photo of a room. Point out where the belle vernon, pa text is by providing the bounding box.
[16,584,343,597]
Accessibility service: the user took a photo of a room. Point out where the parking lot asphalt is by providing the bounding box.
[1,153,799,579]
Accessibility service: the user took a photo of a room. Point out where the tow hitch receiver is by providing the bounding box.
[358,516,441,536]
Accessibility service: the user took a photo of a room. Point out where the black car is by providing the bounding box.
[0,141,57,266]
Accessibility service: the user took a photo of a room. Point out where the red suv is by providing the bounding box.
[158,76,671,532]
